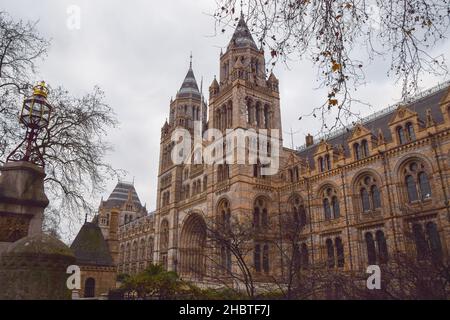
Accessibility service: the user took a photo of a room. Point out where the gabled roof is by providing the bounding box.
[227,13,258,50]
[70,222,113,267]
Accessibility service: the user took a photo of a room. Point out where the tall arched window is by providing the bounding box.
[365,232,377,265]
[358,175,382,212]
[262,244,270,273]
[376,230,389,264]
[335,237,345,268]
[397,127,406,144]
[254,198,269,229]
[403,161,432,202]
[254,244,261,272]
[323,187,340,220]
[405,122,415,141]
[426,222,442,261]
[326,239,335,268]
[353,143,361,160]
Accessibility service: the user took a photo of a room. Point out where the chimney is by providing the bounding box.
[305,134,314,147]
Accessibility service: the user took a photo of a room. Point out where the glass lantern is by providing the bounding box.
[20,81,53,130]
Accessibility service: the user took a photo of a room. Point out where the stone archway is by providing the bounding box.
[179,213,206,280]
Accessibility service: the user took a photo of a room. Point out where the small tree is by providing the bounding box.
[120,264,186,300]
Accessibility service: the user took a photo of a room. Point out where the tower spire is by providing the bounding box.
[190,52,193,69]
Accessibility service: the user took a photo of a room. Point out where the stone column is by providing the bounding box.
[0,161,49,254]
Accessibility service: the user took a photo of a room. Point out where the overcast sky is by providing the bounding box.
[2,0,449,241]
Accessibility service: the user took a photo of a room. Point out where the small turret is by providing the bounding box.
[209,76,219,98]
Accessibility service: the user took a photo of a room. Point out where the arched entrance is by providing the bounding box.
[179,213,206,280]
[84,277,95,298]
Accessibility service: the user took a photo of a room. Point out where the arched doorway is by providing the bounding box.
[179,213,207,280]
[84,277,95,298]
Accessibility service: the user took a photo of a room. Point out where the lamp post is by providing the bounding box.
[6,81,53,167]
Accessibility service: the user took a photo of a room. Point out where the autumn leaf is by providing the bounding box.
[329,99,339,106]
[332,62,341,72]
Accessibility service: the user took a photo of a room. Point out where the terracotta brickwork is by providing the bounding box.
[113,15,450,289]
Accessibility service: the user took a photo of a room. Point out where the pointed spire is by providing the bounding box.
[227,13,258,50]
[177,54,201,99]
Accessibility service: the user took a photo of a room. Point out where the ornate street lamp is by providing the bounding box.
[6,81,53,167]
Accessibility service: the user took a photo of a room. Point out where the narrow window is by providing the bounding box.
[300,243,309,270]
[325,154,331,171]
[262,208,268,228]
[371,185,382,209]
[406,175,418,202]
[263,244,270,273]
[253,207,260,228]
[361,188,371,212]
[413,223,428,261]
[365,232,376,265]
[354,143,361,160]
[318,157,324,172]
[376,230,389,264]
[254,244,261,272]
[426,222,442,262]
[397,127,406,145]
[362,140,369,158]
[332,196,340,218]
[323,198,331,220]
[335,237,345,268]
[299,206,307,227]
[326,239,335,268]
[418,172,432,200]
[406,122,416,141]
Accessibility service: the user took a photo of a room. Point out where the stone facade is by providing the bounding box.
[102,15,450,290]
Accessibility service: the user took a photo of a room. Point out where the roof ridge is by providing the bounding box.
[296,81,450,152]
